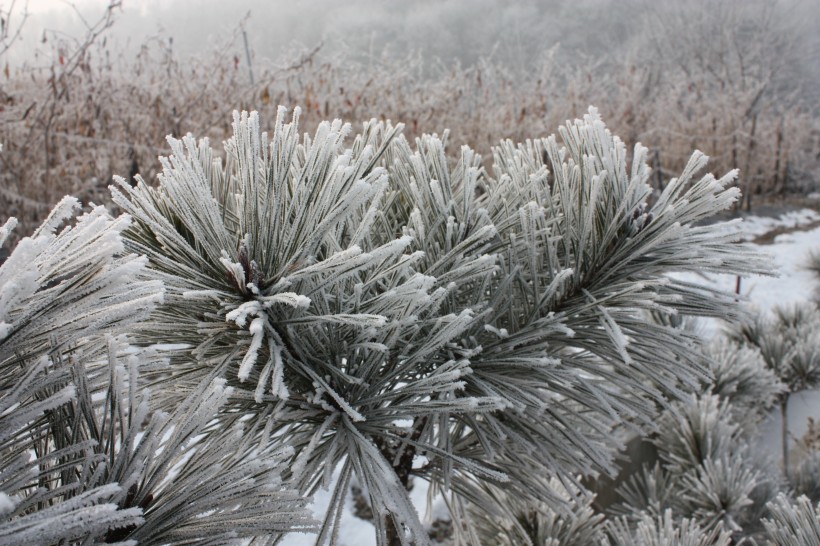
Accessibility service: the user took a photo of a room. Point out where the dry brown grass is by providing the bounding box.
[1,3,816,247]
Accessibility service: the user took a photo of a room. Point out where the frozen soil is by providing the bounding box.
[698,195,820,231]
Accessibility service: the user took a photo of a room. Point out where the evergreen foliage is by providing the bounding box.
[703,339,785,424]
[762,493,820,546]
[0,197,316,544]
[605,510,732,546]
[108,106,767,544]
[608,260,820,545]
[793,452,820,504]
[728,300,820,479]
[5,104,803,544]
[613,392,777,538]
[471,478,607,545]
[729,302,820,395]
[0,199,161,544]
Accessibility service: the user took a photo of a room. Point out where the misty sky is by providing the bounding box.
[4,0,817,100]
[8,0,630,68]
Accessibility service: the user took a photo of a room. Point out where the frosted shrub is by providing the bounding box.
[703,339,785,424]
[0,198,316,544]
[606,510,732,546]
[613,394,777,539]
[729,301,820,478]
[609,329,791,540]
[762,494,820,545]
[471,478,607,545]
[3,2,816,241]
[793,452,820,504]
[110,105,768,544]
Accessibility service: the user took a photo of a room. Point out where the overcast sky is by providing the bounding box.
[7,0,630,69]
[5,0,817,97]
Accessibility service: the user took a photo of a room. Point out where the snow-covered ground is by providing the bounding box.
[678,208,820,467]
[738,211,820,467]
[739,225,819,312]
[283,208,820,545]
[668,208,820,338]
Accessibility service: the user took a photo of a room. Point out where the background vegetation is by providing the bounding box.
[1,1,820,544]
[0,0,817,247]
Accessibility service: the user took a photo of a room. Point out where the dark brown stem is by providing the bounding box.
[782,396,790,480]
[385,518,403,546]
[380,417,427,546]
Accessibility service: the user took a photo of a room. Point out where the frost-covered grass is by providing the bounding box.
[1,1,817,246]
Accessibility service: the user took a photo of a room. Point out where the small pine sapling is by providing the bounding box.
[111,106,770,545]
[729,301,820,479]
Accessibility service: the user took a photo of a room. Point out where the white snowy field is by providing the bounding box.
[282,207,820,545]
[734,211,820,466]
[687,207,820,320]
[671,207,820,469]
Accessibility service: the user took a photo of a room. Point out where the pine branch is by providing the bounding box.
[109,105,773,544]
[763,494,820,546]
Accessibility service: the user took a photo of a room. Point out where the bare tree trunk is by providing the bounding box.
[782,396,790,480]
[773,119,784,195]
[744,113,758,211]
[380,417,427,546]
[731,132,739,213]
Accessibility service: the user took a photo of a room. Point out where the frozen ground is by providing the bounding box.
[676,207,820,337]
[283,208,820,545]
[737,211,820,467]
[676,208,820,469]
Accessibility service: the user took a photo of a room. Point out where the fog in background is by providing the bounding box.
[2,0,818,241]
[11,0,632,69]
[9,0,818,94]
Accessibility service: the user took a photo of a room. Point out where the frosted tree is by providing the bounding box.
[111,106,768,544]
[0,198,316,544]
[729,301,820,478]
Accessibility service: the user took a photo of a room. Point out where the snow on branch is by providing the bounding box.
[109,105,771,543]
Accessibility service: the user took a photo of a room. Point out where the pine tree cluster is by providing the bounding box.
[1,107,818,545]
